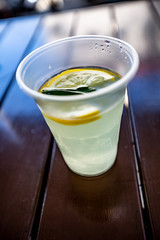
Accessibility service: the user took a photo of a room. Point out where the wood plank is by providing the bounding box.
[128,71,160,239]
[75,5,115,36]
[0,80,52,240]
[26,11,74,50]
[37,5,145,240]
[0,11,73,240]
[115,1,160,61]
[0,15,40,103]
[115,1,160,239]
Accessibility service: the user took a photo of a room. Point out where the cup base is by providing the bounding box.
[66,158,116,177]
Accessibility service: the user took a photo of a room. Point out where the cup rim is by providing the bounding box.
[16,35,139,102]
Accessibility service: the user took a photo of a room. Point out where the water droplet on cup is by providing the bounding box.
[105,40,110,44]
[105,40,111,50]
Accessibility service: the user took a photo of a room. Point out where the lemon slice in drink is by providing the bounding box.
[42,106,101,125]
[40,68,119,125]
[41,68,116,90]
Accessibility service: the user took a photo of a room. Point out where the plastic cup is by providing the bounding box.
[16,35,139,177]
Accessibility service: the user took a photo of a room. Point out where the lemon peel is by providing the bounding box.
[42,109,101,126]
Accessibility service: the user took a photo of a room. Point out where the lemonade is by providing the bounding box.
[16,35,139,177]
[39,68,124,176]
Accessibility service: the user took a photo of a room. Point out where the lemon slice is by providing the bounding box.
[42,106,101,126]
[41,68,116,90]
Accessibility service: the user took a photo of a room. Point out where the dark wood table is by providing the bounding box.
[0,1,160,239]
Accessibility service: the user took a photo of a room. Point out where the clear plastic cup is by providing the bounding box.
[16,35,139,177]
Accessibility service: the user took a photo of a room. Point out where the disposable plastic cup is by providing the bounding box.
[16,35,139,177]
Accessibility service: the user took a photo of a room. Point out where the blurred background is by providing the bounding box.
[0,0,134,18]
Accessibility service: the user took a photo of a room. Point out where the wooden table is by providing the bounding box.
[0,1,160,239]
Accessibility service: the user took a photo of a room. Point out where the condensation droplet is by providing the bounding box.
[95,43,98,49]
[119,46,123,52]
[48,64,52,69]
[105,40,110,44]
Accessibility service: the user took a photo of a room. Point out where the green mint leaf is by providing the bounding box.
[41,86,96,96]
